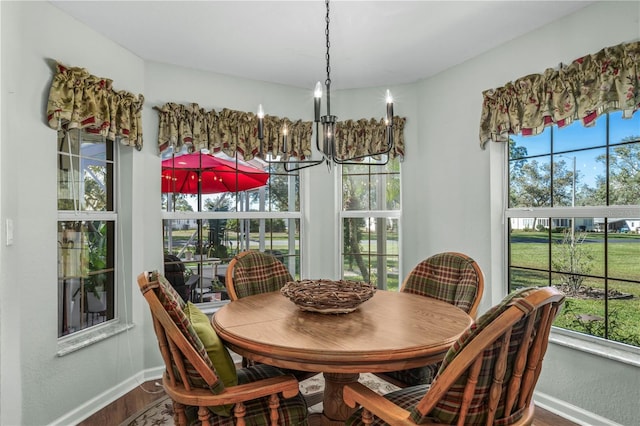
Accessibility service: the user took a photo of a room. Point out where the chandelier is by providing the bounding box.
[257,0,394,172]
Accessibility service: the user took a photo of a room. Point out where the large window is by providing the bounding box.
[162,149,301,305]
[58,129,116,337]
[340,157,401,290]
[507,111,640,348]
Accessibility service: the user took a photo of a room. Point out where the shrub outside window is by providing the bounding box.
[507,111,640,348]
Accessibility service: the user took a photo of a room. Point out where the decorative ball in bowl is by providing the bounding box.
[280,279,376,314]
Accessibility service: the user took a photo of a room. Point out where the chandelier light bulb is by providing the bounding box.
[257,104,265,141]
[386,90,394,125]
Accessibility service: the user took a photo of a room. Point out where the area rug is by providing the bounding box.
[120,372,399,425]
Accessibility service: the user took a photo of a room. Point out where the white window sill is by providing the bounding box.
[57,321,135,357]
[550,327,640,368]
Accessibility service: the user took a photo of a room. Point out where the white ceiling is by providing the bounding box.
[50,0,593,90]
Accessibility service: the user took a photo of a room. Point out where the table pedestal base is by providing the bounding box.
[308,372,359,426]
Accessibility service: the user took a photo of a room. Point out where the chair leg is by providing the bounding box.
[233,402,247,426]
[198,405,211,426]
[173,401,188,426]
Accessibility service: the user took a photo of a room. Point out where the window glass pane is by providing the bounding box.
[509,268,549,289]
[608,227,640,281]
[342,217,399,290]
[509,218,549,270]
[510,128,551,159]
[342,157,400,211]
[58,129,113,212]
[342,172,370,210]
[509,157,551,208]
[552,149,606,207]
[551,225,604,294]
[608,280,640,346]
[555,114,606,152]
[163,216,301,302]
[608,141,640,205]
[553,276,606,334]
[58,220,115,336]
[609,110,640,146]
[266,170,300,212]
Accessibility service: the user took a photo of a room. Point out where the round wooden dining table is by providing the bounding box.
[211,290,472,425]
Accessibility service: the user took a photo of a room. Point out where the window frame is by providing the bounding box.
[338,158,402,291]
[500,114,640,357]
[57,129,128,352]
[161,150,303,310]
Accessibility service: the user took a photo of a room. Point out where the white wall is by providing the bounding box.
[421,2,640,424]
[0,2,150,425]
[1,1,639,425]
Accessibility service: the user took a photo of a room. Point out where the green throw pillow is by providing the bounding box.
[184,302,238,389]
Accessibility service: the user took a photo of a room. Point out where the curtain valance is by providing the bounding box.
[155,102,405,161]
[479,41,640,149]
[46,62,144,150]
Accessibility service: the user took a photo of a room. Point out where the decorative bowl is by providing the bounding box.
[281,279,376,314]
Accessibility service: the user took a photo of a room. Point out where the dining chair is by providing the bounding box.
[164,253,199,302]
[225,250,294,301]
[225,250,319,392]
[137,271,308,426]
[379,252,485,387]
[343,286,565,426]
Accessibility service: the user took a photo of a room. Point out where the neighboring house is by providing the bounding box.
[511,217,639,233]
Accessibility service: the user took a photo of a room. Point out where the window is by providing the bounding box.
[507,111,640,347]
[162,149,301,305]
[340,157,401,290]
[58,129,116,337]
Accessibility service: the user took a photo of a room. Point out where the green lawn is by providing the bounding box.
[510,230,640,346]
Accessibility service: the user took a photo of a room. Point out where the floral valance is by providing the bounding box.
[479,41,640,149]
[46,62,144,150]
[155,102,405,161]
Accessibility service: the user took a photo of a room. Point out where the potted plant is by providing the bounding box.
[185,246,194,260]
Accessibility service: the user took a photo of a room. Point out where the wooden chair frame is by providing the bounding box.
[344,287,565,426]
[137,271,303,426]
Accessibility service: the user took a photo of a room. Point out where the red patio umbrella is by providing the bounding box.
[161,152,269,194]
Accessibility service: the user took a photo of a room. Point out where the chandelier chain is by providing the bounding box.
[325,0,331,87]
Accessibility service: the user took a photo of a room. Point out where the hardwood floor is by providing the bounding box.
[77,380,166,426]
[78,379,579,425]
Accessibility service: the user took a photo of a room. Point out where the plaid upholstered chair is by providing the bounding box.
[226,250,294,301]
[137,271,308,426]
[225,250,317,383]
[344,286,565,426]
[380,252,484,387]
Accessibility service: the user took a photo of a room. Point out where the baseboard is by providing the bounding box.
[534,391,623,426]
[47,366,164,426]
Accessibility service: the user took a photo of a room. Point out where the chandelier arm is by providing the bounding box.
[284,159,326,172]
[332,146,392,165]
[260,156,325,173]
[334,156,390,167]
